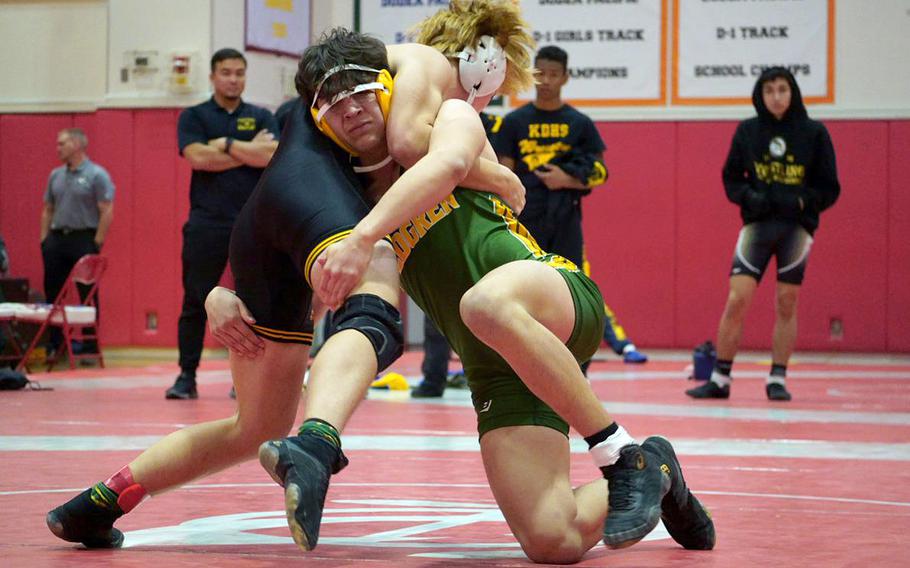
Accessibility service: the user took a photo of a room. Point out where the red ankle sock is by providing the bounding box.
[104,466,148,513]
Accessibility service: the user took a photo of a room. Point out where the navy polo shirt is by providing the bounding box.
[177,97,278,228]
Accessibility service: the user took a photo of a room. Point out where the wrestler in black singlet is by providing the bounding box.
[229,100,371,344]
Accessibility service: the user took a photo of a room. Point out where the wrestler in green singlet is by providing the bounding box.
[389,188,605,436]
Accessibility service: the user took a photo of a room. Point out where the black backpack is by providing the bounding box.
[0,368,52,390]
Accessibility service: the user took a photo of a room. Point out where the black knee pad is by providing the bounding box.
[327,294,403,372]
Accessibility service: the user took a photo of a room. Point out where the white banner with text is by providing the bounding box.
[673,0,833,104]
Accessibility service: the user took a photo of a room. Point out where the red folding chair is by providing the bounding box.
[0,303,24,366]
[17,254,107,372]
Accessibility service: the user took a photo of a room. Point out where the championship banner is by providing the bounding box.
[358,0,667,107]
[245,0,311,58]
[673,0,834,105]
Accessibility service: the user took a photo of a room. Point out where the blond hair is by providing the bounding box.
[413,0,535,97]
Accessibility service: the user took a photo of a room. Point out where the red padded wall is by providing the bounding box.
[888,122,910,351]
[583,122,678,347]
[0,114,74,294]
[74,110,135,345]
[673,122,752,349]
[130,110,183,346]
[0,112,907,352]
[803,121,889,351]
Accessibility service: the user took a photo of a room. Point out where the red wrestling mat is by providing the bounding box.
[2,351,909,566]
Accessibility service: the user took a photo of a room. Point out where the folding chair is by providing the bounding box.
[0,303,25,366]
[17,254,107,372]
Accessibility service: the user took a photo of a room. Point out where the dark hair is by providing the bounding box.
[296,28,389,103]
[210,48,247,72]
[535,45,568,73]
[752,66,807,121]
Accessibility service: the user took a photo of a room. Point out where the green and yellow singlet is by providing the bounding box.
[390,188,580,384]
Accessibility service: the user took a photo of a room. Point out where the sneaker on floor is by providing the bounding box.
[623,350,648,364]
[411,381,445,398]
[259,437,348,551]
[641,436,715,550]
[685,381,730,399]
[46,487,124,548]
[601,444,670,549]
[446,372,468,389]
[165,372,197,400]
[766,382,792,401]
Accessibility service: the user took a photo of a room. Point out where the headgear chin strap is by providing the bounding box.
[352,154,393,173]
[310,64,394,156]
[456,35,507,106]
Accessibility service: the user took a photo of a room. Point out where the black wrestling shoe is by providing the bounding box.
[766,382,792,401]
[686,381,730,399]
[601,444,670,549]
[641,436,715,550]
[411,381,445,398]
[165,372,197,399]
[259,436,349,551]
[46,487,124,548]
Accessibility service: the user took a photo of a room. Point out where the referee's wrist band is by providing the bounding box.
[224,137,235,154]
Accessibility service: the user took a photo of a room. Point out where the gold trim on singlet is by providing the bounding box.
[304,230,354,288]
[250,324,314,345]
[304,230,395,288]
[490,195,580,272]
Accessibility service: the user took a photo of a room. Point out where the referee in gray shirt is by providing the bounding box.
[39,127,114,354]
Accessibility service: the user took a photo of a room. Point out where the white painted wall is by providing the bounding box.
[105,0,211,107]
[1,0,908,117]
[0,0,353,112]
[0,0,108,110]
[833,0,910,114]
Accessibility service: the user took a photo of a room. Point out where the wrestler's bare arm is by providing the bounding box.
[317,99,487,307]
[385,43,450,169]
[386,43,524,212]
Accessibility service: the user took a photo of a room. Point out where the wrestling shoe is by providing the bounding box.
[685,381,730,399]
[623,350,648,364]
[46,487,124,548]
[601,444,670,549]
[259,436,348,551]
[766,382,792,401]
[641,436,715,550]
[411,380,445,398]
[165,372,197,399]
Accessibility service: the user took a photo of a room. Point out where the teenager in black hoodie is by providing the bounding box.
[686,67,840,402]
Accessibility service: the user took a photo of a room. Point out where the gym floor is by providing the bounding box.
[2,349,908,567]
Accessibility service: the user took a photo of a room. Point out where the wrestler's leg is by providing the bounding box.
[46,341,309,548]
[303,240,400,429]
[131,343,309,489]
[460,260,667,549]
[481,426,607,564]
[460,260,609,436]
[260,240,402,551]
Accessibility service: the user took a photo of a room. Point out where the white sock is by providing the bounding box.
[622,344,637,354]
[589,425,636,468]
[711,370,731,387]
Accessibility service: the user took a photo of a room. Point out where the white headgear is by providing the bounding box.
[456,35,507,105]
